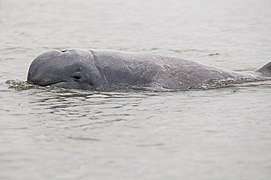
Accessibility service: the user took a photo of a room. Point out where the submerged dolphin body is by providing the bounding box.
[27,49,271,91]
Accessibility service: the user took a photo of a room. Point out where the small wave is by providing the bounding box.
[6,78,271,93]
[208,53,220,56]
[5,80,161,100]
[170,48,208,53]
[5,80,42,91]
[188,78,271,90]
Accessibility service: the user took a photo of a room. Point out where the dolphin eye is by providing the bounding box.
[72,74,81,81]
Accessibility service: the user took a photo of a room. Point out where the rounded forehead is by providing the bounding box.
[28,49,93,75]
[34,49,93,64]
[38,49,91,58]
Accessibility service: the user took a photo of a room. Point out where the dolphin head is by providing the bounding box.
[27,49,103,90]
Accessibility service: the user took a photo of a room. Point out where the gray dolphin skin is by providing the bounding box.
[27,48,271,91]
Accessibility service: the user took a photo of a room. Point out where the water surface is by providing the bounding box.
[0,0,271,179]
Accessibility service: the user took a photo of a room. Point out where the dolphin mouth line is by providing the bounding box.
[45,81,67,87]
[27,80,67,87]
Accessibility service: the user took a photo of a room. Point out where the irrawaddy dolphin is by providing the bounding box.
[27,48,271,91]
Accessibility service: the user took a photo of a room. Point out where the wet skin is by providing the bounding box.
[27,49,271,91]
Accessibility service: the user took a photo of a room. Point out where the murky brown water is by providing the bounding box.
[0,0,271,179]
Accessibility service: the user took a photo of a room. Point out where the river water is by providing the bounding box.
[0,0,271,179]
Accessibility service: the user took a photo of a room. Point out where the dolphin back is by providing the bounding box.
[257,62,271,77]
